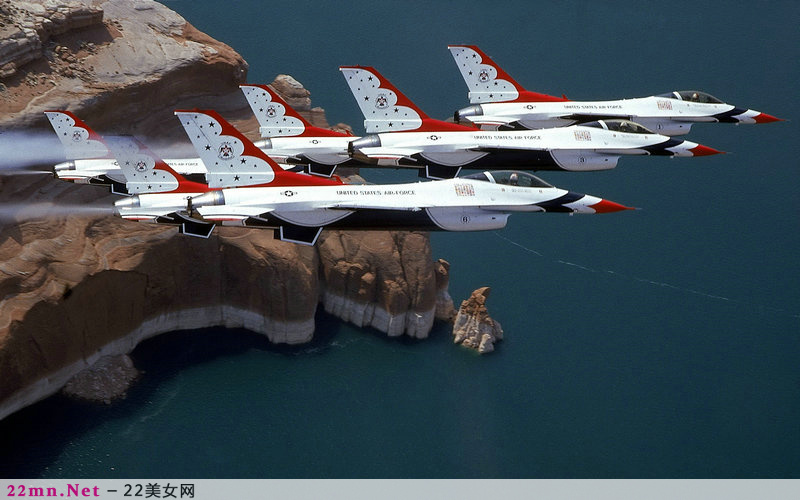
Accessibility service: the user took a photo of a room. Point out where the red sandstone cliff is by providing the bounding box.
[0,0,454,419]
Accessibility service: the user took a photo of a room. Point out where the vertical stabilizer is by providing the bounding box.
[106,136,208,194]
[240,84,347,138]
[340,66,474,133]
[175,109,343,189]
[447,45,567,104]
[44,110,111,159]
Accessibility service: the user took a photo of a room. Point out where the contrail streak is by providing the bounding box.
[0,202,114,223]
[0,130,66,169]
[493,231,800,320]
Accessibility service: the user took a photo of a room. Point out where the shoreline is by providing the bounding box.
[0,305,315,421]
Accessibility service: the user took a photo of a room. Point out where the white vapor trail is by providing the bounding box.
[0,202,114,223]
[493,231,800,319]
[0,130,66,170]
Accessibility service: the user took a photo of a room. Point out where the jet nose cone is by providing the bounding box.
[753,112,783,124]
[689,144,725,157]
[589,199,636,214]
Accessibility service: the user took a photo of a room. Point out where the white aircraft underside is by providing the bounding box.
[350,120,713,177]
[261,136,355,166]
[114,171,630,244]
[458,96,764,136]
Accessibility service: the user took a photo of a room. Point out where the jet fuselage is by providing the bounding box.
[350,120,716,178]
[456,94,773,135]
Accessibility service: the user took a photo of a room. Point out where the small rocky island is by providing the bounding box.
[453,287,504,354]
[0,0,501,417]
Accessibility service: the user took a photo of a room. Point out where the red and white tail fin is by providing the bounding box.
[339,65,475,133]
[174,109,342,189]
[240,84,348,138]
[447,45,567,104]
[106,136,209,194]
[44,110,112,159]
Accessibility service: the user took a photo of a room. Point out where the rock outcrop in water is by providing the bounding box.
[0,0,455,419]
[433,259,457,322]
[62,354,138,404]
[452,287,503,354]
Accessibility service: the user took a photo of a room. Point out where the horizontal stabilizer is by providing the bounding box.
[276,224,323,246]
[424,165,461,179]
[173,211,215,238]
[307,163,338,177]
[198,205,273,219]
[352,147,422,162]
[88,175,130,195]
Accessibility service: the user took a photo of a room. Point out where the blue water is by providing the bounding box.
[1,0,799,478]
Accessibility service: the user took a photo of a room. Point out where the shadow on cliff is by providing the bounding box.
[0,307,445,478]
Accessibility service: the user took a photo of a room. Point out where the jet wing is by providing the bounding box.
[299,152,350,165]
[196,198,349,219]
[351,147,422,163]
[326,201,423,211]
[197,205,275,220]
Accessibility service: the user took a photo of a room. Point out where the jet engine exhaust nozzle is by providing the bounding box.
[454,104,483,123]
[113,195,141,215]
[190,191,225,208]
[348,135,381,155]
[54,160,76,173]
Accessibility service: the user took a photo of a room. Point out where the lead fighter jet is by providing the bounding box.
[448,45,782,134]
[340,66,722,179]
[171,110,633,246]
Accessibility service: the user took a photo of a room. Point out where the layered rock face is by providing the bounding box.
[0,0,104,79]
[433,259,457,322]
[452,287,503,354]
[318,230,438,338]
[0,0,249,138]
[0,1,453,420]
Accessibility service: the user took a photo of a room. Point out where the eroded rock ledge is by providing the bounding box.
[0,1,455,418]
[0,0,104,79]
[62,354,138,404]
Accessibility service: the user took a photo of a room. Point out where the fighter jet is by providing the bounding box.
[44,103,325,190]
[45,110,206,193]
[341,66,722,179]
[176,110,633,246]
[239,84,360,176]
[106,135,218,237]
[110,118,341,239]
[448,45,782,134]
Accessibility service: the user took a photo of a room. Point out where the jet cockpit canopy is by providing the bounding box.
[658,90,723,104]
[580,119,655,134]
[463,170,553,188]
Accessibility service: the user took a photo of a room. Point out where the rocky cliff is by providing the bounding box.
[0,0,454,420]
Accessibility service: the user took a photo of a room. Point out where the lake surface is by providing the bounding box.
[1,0,798,478]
